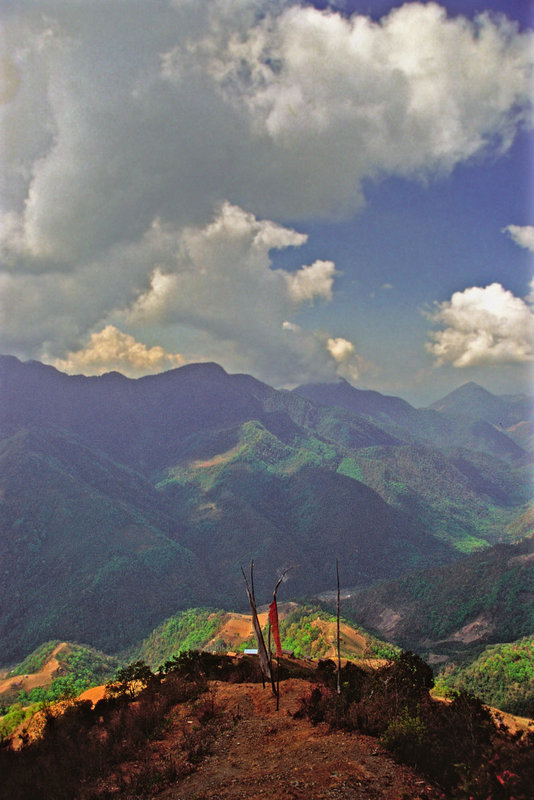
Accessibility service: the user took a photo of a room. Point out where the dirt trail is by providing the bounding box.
[154,679,439,800]
[0,643,69,696]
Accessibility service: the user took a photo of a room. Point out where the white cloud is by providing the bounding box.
[503,224,534,252]
[128,203,316,327]
[284,260,337,303]
[0,1,532,384]
[327,337,355,362]
[52,325,185,377]
[125,203,360,385]
[179,1,533,215]
[1,0,532,272]
[326,336,373,383]
[426,283,534,367]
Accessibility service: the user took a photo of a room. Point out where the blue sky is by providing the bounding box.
[0,0,532,404]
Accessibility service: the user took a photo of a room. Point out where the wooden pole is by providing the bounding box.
[336,558,341,695]
[250,560,256,604]
[276,656,280,712]
[241,564,274,693]
[249,561,264,689]
[270,567,294,711]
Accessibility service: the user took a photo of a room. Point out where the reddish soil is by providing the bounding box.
[205,609,369,660]
[96,679,441,800]
[311,618,368,658]
[78,684,107,705]
[0,643,69,696]
[206,612,270,651]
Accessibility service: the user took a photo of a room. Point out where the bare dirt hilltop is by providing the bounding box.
[0,642,69,696]
[99,678,440,800]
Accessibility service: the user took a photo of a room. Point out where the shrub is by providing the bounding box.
[105,659,154,699]
[296,650,534,799]
[380,708,427,765]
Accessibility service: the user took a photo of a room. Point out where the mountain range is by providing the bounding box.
[0,355,531,662]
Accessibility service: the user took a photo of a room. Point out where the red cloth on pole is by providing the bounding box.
[269,599,282,658]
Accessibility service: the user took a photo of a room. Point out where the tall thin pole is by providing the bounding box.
[276,655,280,712]
[250,560,256,605]
[241,563,274,693]
[336,559,341,695]
[250,560,264,689]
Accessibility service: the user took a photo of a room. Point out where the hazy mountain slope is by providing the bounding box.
[0,357,266,473]
[429,381,534,452]
[332,536,534,662]
[337,443,529,551]
[293,379,526,461]
[0,357,394,475]
[1,356,531,661]
[157,420,454,604]
[0,427,208,662]
[0,419,451,662]
[293,379,415,423]
[429,381,532,426]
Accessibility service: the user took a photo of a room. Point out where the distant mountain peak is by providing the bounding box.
[429,381,532,434]
[429,382,499,411]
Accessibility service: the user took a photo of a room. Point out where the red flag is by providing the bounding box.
[269,599,283,658]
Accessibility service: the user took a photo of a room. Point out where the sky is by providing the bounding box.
[0,0,533,405]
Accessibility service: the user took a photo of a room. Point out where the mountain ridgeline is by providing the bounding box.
[0,355,531,661]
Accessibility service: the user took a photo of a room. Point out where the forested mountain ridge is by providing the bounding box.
[0,355,531,661]
[329,535,534,663]
[293,378,530,459]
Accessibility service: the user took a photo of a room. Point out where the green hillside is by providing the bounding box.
[134,609,227,669]
[0,641,119,738]
[435,637,534,717]
[337,444,529,551]
[332,536,534,660]
[159,428,453,604]
[0,427,208,662]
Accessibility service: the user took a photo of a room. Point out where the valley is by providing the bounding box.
[0,355,531,664]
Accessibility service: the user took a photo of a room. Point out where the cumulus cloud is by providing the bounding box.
[284,260,337,303]
[128,203,319,326]
[327,337,355,362]
[503,224,534,252]
[176,0,533,214]
[426,283,534,367]
[326,336,374,382]
[52,326,185,377]
[0,1,532,384]
[125,203,362,385]
[2,0,532,270]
